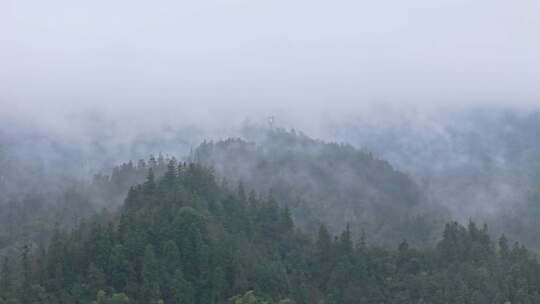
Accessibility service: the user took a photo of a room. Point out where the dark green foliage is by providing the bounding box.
[87,263,106,296]
[0,258,11,298]
[2,160,540,304]
[193,129,439,245]
[141,245,161,303]
[19,244,32,293]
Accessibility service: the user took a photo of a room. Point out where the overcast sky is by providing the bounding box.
[1,0,539,123]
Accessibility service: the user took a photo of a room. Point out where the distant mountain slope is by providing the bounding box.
[4,159,539,304]
[322,108,540,248]
[193,129,442,245]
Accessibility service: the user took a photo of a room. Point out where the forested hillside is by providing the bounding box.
[3,123,540,304]
[3,0,538,301]
[194,129,442,245]
[0,128,442,254]
[324,109,540,249]
[1,160,540,304]
[0,153,171,252]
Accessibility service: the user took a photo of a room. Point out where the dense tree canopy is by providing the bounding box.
[193,129,441,245]
[1,160,540,304]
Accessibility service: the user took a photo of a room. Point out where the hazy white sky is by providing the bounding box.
[1,0,539,120]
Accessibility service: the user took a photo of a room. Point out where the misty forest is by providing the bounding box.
[1,0,540,303]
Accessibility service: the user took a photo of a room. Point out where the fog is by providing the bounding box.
[2,0,539,121]
[5,2,540,302]
[1,0,540,248]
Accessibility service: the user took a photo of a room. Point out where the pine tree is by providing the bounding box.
[141,245,161,303]
[317,224,332,261]
[162,240,181,271]
[257,197,280,240]
[279,207,294,234]
[338,224,353,257]
[87,263,106,296]
[499,234,510,260]
[108,245,130,292]
[19,243,32,302]
[170,269,193,304]
[144,168,156,195]
[397,240,412,274]
[148,155,158,168]
[238,182,247,204]
[356,229,367,252]
[163,159,178,189]
[0,257,11,297]
[33,245,47,287]
[160,241,181,302]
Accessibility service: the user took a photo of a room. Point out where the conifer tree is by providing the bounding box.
[87,263,106,296]
[144,168,156,195]
[141,245,161,303]
[0,257,11,297]
[19,243,32,302]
